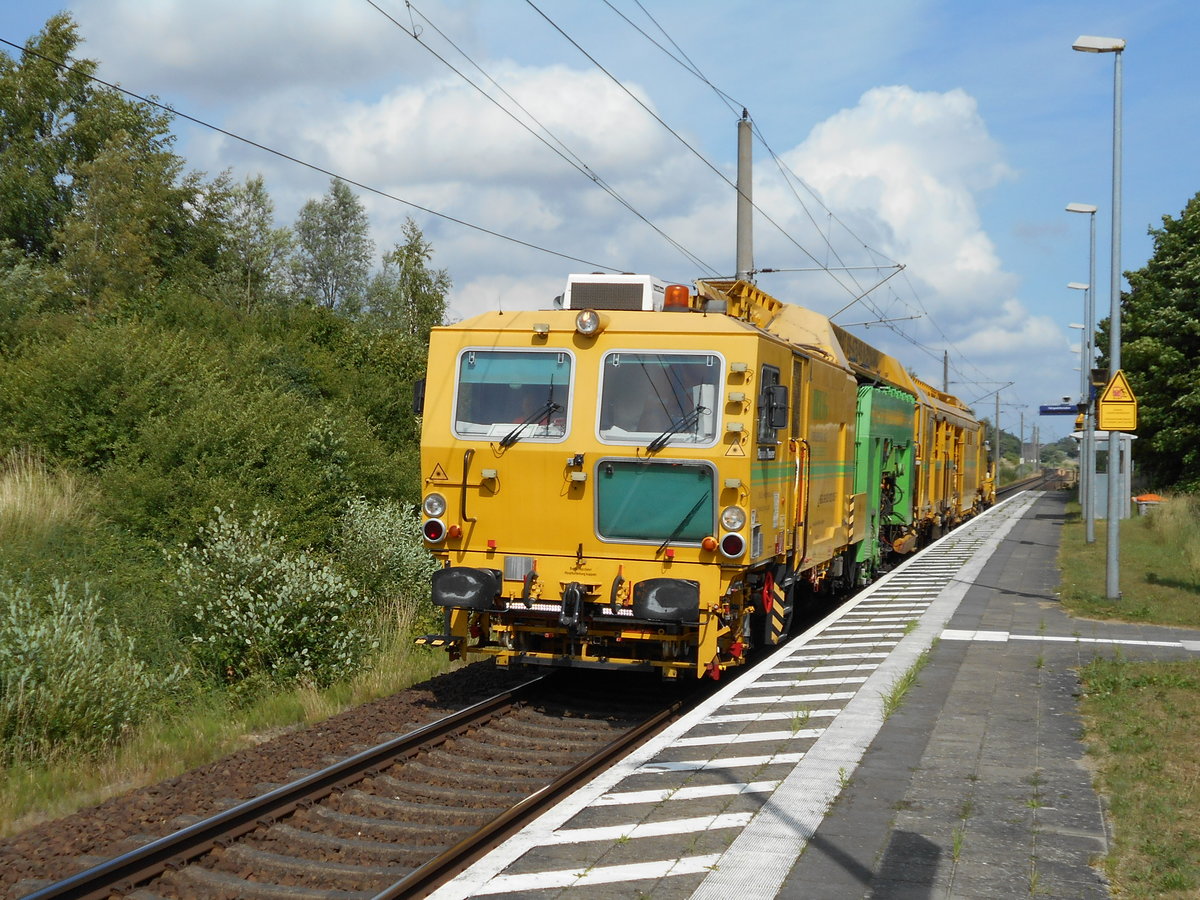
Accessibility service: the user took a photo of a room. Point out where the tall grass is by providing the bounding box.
[0,449,90,542]
[0,627,453,835]
[1143,495,1200,581]
[0,580,183,764]
[1059,494,1200,627]
[0,485,451,833]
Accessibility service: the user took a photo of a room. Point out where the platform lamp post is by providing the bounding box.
[1073,34,1124,600]
[1067,320,1093,540]
[1066,202,1097,544]
[1069,277,1095,545]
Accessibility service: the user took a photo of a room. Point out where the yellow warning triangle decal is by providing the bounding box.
[428,463,448,481]
[725,441,746,457]
[1100,369,1136,403]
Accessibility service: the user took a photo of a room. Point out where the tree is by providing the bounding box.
[366,217,450,341]
[1111,191,1200,490]
[0,15,177,259]
[1040,436,1077,467]
[291,179,373,314]
[0,14,94,256]
[52,130,227,312]
[223,174,293,312]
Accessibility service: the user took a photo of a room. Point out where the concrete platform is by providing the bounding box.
[429,492,1200,899]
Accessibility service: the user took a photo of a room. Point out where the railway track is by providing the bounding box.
[995,468,1060,500]
[23,672,700,900]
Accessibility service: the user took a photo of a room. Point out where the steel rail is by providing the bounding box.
[23,677,545,900]
[996,471,1055,500]
[373,692,689,899]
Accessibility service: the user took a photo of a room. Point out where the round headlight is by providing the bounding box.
[575,309,601,336]
[720,505,747,531]
[423,492,447,517]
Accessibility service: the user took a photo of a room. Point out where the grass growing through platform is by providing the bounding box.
[1062,494,1200,896]
[880,648,931,719]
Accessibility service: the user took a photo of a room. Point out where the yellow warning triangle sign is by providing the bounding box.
[1100,369,1136,404]
[1098,369,1138,431]
[428,463,448,481]
[725,441,746,457]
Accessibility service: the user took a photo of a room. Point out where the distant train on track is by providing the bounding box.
[415,272,994,679]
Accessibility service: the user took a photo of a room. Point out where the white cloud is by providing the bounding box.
[72,0,437,101]
[737,84,1072,402]
[780,85,1017,310]
[330,65,670,187]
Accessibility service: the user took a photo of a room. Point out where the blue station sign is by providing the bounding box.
[1038,404,1078,415]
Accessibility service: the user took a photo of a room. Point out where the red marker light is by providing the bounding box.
[487,539,498,549]
[720,533,746,558]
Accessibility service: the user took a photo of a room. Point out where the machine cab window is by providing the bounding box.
[453,349,571,442]
[597,351,722,447]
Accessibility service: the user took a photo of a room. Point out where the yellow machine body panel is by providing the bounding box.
[420,306,843,677]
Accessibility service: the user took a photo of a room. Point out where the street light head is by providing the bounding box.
[1066,202,1098,214]
[1068,323,1085,329]
[1073,35,1125,53]
[1068,282,1089,291]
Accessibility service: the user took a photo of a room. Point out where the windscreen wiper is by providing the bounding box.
[657,493,708,555]
[647,405,707,453]
[499,400,561,448]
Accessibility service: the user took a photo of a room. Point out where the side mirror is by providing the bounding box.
[767,384,789,429]
[412,377,426,415]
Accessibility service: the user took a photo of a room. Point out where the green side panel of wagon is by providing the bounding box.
[853,383,917,575]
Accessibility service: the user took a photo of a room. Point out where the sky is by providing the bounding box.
[3,1,1197,444]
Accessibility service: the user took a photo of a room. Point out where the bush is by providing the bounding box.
[337,498,438,634]
[97,382,391,549]
[0,304,402,550]
[0,319,214,472]
[172,507,373,692]
[0,580,179,762]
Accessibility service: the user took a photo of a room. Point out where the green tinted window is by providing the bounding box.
[596,461,714,543]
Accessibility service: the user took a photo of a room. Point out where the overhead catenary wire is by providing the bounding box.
[524,0,898,308]
[601,3,1024,407]
[601,0,742,117]
[366,0,720,276]
[598,6,923,353]
[593,2,937,355]
[600,2,901,286]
